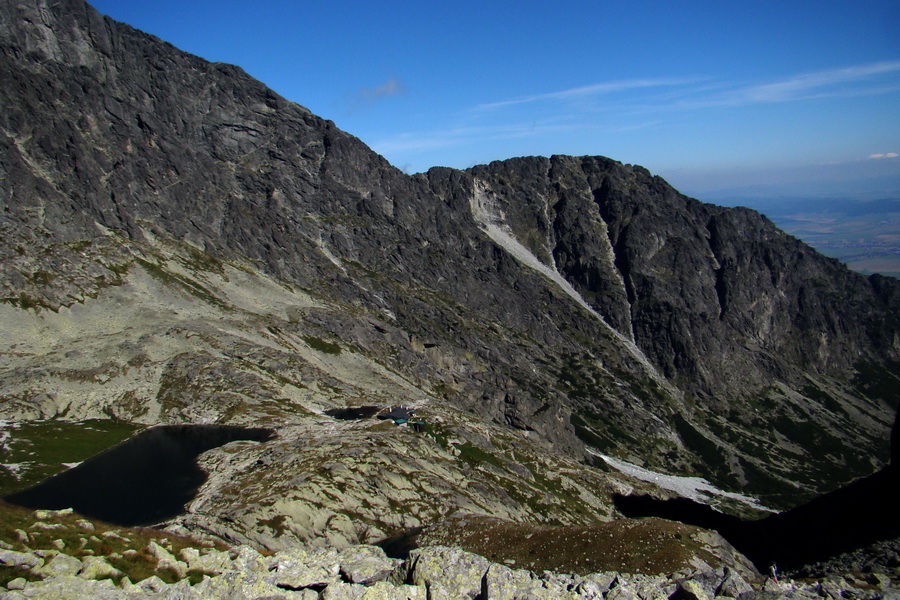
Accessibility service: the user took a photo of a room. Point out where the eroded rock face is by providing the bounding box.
[0,0,897,519]
[470,156,898,395]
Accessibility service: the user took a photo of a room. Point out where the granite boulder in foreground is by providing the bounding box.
[2,539,898,600]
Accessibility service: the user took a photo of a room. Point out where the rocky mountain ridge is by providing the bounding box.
[0,0,898,575]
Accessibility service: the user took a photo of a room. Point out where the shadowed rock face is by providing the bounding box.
[615,467,900,572]
[0,0,898,516]
[893,404,900,465]
[615,408,900,571]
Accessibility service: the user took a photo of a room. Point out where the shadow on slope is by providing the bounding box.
[615,408,900,571]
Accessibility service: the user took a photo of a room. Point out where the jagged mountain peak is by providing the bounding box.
[1,0,898,557]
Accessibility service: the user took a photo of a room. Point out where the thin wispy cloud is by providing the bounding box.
[346,76,407,113]
[374,121,581,154]
[358,76,406,101]
[682,60,900,108]
[476,61,900,116]
[742,61,900,103]
[477,77,703,110]
[373,61,900,172]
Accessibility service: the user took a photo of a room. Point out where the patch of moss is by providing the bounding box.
[301,335,342,355]
[527,470,593,517]
[570,411,637,453]
[555,353,604,402]
[344,259,380,279]
[177,243,225,276]
[415,516,724,575]
[571,413,611,450]
[135,257,229,310]
[368,421,396,432]
[456,442,503,468]
[422,422,451,449]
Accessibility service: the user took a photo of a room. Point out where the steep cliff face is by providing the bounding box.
[0,0,897,529]
[470,156,898,393]
[467,156,899,503]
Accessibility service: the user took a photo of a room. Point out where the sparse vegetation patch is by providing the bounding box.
[301,335,342,355]
[415,516,728,575]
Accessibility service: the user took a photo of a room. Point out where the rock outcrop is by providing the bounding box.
[2,539,896,600]
[0,0,898,569]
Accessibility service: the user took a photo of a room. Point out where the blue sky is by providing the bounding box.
[88,0,900,199]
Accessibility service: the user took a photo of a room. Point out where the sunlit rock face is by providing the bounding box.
[0,0,898,558]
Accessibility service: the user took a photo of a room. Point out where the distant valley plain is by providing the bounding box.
[713,196,900,278]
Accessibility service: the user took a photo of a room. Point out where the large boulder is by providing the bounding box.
[76,556,122,581]
[266,546,341,590]
[484,562,581,599]
[398,546,490,599]
[0,550,42,570]
[0,575,123,600]
[31,553,81,578]
[337,545,400,585]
